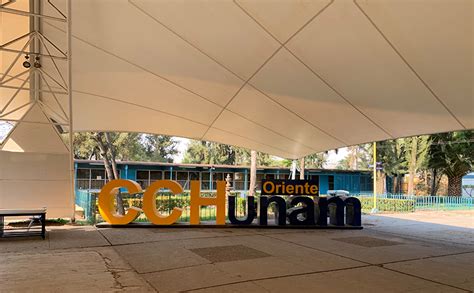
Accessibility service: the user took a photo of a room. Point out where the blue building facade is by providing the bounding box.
[75,160,373,195]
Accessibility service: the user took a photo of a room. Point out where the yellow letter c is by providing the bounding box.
[98,179,142,225]
[142,180,183,225]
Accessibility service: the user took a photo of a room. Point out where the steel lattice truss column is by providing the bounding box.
[0,0,74,219]
[0,0,71,142]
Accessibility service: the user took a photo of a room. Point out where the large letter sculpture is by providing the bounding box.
[98,179,142,225]
[190,180,226,225]
[143,180,183,225]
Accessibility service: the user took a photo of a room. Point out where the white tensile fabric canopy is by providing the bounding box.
[1,0,473,159]
[0,0,472,218]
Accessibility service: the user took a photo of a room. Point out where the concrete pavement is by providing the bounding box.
[0,211,473,292]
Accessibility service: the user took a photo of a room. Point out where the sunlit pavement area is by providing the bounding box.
[1,211,473,293]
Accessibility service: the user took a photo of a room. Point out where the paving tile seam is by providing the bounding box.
[365,227,474,247]
[96,232,261,248]
[378,250,474,266]
[260,232,474,268]
[250,280,273,293]
[96,228,115,246]
[182,264,373,293]
[139,263,212,275]
[380,265,472,292]
[0,243,114,255]
[258,233,373,265]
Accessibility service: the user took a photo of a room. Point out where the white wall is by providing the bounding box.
[0,106,73,219]
[0,151,73,218]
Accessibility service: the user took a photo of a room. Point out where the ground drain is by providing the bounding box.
[332,236,402,247]
[190,245,270,263]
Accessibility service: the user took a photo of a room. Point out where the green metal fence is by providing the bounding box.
[355,193,474,212]
[75,189,97,223]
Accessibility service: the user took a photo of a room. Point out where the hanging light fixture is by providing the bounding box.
[33,56,41,68]
[22,55,31,68]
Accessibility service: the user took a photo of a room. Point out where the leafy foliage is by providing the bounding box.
[182,140,281,166]
[337,144,371,170]
[73,132,179,162]
[356,197,415,213]
[428,131,474,196]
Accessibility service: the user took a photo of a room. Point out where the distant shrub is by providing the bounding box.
[357,197,415,213]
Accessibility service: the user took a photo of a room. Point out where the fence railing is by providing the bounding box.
[75,189,97,222]
[354,193,474,211]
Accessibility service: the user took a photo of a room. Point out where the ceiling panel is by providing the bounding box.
[286,0,464,138]
[250,48,389,145]
[73,92,208,140]
[356,0,473,128]
[3,0,470,159]
[228,84,342,151]
[204,127,295,159]
[210,110,314,158]
[42,28,223,126]
[1,104,68,154]
[235,0,331,43]
[66,0,243,106]
[131,0,280,80]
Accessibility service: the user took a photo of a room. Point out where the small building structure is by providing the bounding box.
[75,160,373,195]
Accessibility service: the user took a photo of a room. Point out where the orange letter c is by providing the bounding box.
[98,179,142,225]
[142,180,183,225]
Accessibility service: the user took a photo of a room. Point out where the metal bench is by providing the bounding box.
[0,209,46,239]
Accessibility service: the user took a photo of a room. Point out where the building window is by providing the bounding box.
[189,171,199,181]
[90,169,107,189]
[234,172,246,190]
[76,169,90,189]
[150,171,162,181]
[201,172,210,190]
[136,170,149,189]
[328,175,335,190]
[164,171,176,180]
[278,173,289,180]
[265,174,275,180]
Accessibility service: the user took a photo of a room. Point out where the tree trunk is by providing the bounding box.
[104,133,120,179]
[407,138,418,195]
[95,133,114,181]
[299,157,305,180]
[94,132,125,215]
[395,174,402,194]
[430,168,438,196]
[447,175,463,196]
[249,150,257,196]
[104,132,125,215]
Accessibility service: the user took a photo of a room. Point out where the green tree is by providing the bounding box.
[182,140,278,166]
[376,139,408,193]
[428,131,474,196]
[113,133,146,161]
[305,153,328,168]
[143,135,178,162]
[182,141,238,165]
[405,136,430,195]
[74,132,99,159]
[337,145,371,170]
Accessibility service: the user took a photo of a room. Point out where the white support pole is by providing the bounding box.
[291,160,297,180]
[66,0,75,221]
[371,141,378,213]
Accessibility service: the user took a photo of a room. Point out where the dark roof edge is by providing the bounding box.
[74,159,371,173]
